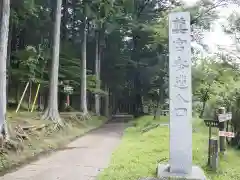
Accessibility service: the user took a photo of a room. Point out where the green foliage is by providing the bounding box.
[4,0,240,178]
[99,116,240,180]
[8,0,240,115]
[193,56,240,117]
[11,45,46,83]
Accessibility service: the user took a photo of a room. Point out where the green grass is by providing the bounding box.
[98,116,240,180]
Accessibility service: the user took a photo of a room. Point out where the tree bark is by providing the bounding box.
[42,0,63,124]
[58,91,65,112]
[6,18,12,103]
[104,85,109,117]
[43,89,48,110]
[199,88,210,118]
[61,0,68,40]
[71,0,77,42]
[95,30,101,116]
[153,94,161,120]
[28,81,32,111]
[80,4,88,115]
[0,0,10,137]
[199,100,207,118]
[131,31,143,115]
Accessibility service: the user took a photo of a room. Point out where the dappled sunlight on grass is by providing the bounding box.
[99,116,169,180]
[98,116,240,180]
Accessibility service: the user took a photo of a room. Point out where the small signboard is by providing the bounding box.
[143,106,148,113]
[218,112,232,122]
[64,85,73,94]
[219,131,235,138]
[64,86,73,91]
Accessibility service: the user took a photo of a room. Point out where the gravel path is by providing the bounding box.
[0,123,125,180]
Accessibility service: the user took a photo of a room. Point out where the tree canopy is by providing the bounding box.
[0,0,239,137]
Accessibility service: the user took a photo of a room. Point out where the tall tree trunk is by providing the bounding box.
[95,30,100,116]
[104,85,109,117]
[43,89,48,110]
[132,31,143,115]
[58,91,65,112]
[28,81,32,111]
[199,89,210,118]
[80,5,88,115]
[61,0,68,40]
[153,94,161,120]
[71,0,77,42]
[6,18,12,103]
[199,100,207,118]
[0,0,10,137]
[42,0,63,124]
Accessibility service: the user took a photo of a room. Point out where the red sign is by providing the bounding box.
[219,131,235,138]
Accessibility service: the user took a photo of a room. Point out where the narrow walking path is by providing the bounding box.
[1,123,125,180]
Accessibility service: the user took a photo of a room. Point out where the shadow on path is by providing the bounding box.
[0,122,125,180]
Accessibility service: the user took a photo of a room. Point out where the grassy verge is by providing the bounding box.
[98,116,240,180]
[0,112,107,175]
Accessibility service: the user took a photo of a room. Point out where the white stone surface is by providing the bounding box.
[157,164,206,180]
[169,12,192,174]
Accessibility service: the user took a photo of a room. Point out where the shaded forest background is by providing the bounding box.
[1,0,240,143]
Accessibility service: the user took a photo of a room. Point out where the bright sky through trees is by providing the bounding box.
[183,0,240,60]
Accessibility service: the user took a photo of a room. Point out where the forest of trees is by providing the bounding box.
[0,0,239,144]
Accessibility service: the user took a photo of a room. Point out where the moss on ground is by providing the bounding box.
[98,116,240,180]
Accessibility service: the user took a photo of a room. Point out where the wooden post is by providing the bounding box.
[207,124,212,165]
[16,82,29,113]
[218,107,226,153]
[66,94,70,106]
[105,86,109,117]
[31,84,41,112]
[28,81,32,111]
[209,138,218,171]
